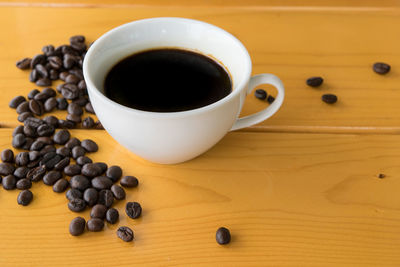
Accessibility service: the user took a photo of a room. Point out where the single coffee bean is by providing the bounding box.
[69,217,86,236]
[125,202,142,219]
[37,124,55,137]
[65,74,80,84]
[85,102,95,114]
[18,112,33,123]
[70,35,85,44]
[65,137,80,149]
[24,117,44,128]
[33,92,50,103]
[9,96,26,108]
[27,89,40,100]
[95,162,107,174]
[106,166,122,182]
[59,71,69,81]
[306,77,324,87]
[1,149,14,163]
[66,114,81,123]
[63,55,77,70]
[68,198,87,212]
[70,175,90,191]
[76,156,92,166]
[87,218,104,232]
[117,226,133,242]
[111,184,126,200]
[56,97,68,110]
[44,97,57,112]
[56,146,70,157]
[15,152,29,166]
[35,64,48,78]
[36,78,52,87]
[267,95,275,104]
[37,137,53,145]
[23,125,37,138]
[373,62,391,74]
[91,176,113,190]
[16,57,32,69]
[90,204,107,219]
[39,145,56,156]
[3,175,17,190]
[82,117,95,128]
[66,188,83,201]
[30,54,46,68]
[42,44,55,56]
[53,129,70,145]
[70,68,84,80]
[67,102,83,116]
[29,99,43,116]
[64,164,82,176]
[322,94,338,104]
[27,165,46,182]
[81,139,98,153]
[98,189,114,208]
[14,166,29,179]
[71,42,86,52]
[53,178,69,193]
[58,119,75,129]
[43,170,62,185]
[43,115,59,127]
[216,227,231,245]
[17,190,33,206]
[61,83,79,100]
[54,157,70,171]
[120,176,139,188]
[49,69,59,80]
[40,152,62,169]
[16,178,32,190]
[71,146,85,159]
[12,125,24,137]
[78,80,86,90]
[30,69,39,82]
[81,163,102,177]
[72,96,88,107]
[48,56,62,69]
[29,151,40,161]
[378,173,386,179]
[12,133,26,149]
[254,89,267,100]
[83,188,98,206]
[0,163,15,176]
[16,101,29,114]
[106,208,119,224]
[22,137,34,151]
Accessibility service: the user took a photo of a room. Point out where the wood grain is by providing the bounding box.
[0,129,399,265]
[0,6,400,132]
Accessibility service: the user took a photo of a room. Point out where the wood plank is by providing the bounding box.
[1,6,400,131]
[0,129,399,265]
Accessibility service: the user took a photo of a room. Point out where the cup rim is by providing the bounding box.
[83,17,252,117]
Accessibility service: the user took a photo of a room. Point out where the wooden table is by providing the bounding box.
[0,1,399,266]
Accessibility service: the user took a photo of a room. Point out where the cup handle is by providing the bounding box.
[230,74,285,131]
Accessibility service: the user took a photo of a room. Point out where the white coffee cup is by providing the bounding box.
[83,17,284,164]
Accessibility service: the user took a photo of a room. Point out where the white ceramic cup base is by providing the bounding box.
[83,17,285,164]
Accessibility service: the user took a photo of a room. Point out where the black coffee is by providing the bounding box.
[104,48,232,112]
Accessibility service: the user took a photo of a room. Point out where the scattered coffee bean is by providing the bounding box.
[54,157,70,171]
[22,137,34,151]
[30,54,46,68]
[66,188,83,201]
[254,89,267,100]
[2,175,17,190]
[44,97,57,112]
[43,170,62,185]
[56,146,71,157]
[30,69,39,82]
[76,156,92,166]
[70,175,90,191]
[117,226,133,242]
[106,208,119,224]
[16,58,32,69]
[306,77,323,87]
[72,96,88,107]
[83,188,98,206]
[85,102,95,114]
[43,115,59,127]
[14,166,29,179]
[27,89,40,100]
[78,80,86,90]
[378,173,386,179]
[216,227,231,245]
[40,152,62,169]
[0,163,16,176]
[27,165,46,182]
[71,146,86,159]
[53,178,68,193]
[56,97,68,110]
[36,78,52,87]
[68,198,86,212]
[120,176,139,188]
[9,96,26,109]
[16,101,29,114]
[125,202,142,219]
[65,137,80,149]
[373,62,390,74]
[61,83,79,100]
[53,129,70,145]
[66,114,81,123]
[24,117,44,128]
[35,64,48,78]
[23,125,37,138]
[81,139,98,153]
[1,149,14,163]
[18,112,33,122]
[67,102,83,116]
[69,217,86,236]
[17,190,33,206]
[37,124,55,137]
[90,204,107,219]
[111,184,126,200]
[98,189,114,208]
[15,152,29,166]
[91,176,113,190]
[12,125,24,137]
[82,117,95,128]
[87,218,104,232]
[65,74,80,84]
[81,163,102,177]
[28,99,43,116]
[16,178,32,190]
[322,94,338,104]
[267,95,275,104]
[59,71,69,81]
[58,119,75,129]
[29,151,40,161]
[39,144,56,156]
[94,162,107,174]
[34,92,51,102]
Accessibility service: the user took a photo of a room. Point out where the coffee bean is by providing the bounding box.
[70,175,90,191]
[70,68,84,80]
[125,202,142,219]
[95,121,104,130]
[56,97,68,110]
[22,137,34,151]
[16,178,32,190]
[1,149,14,163]
[63,54,77,69]
[40,152,62,169]
[111,184,126,200]
[216,227,231,245]
[82,117,95,128]
[373,62,390,74]
[2,175,16,190]
[117,226,133,242]
[105,166,122,182]
[69,217,85,236]
[12,133,26,149]
[31,54,46,68]
[66,113,82,123]
[27,165,46,182]
[14,166,29,179]
[53,178,69,193]
[76,156,92,166]
[18,112,33,123]
[29,151,40,161]
[49,69,59,80]
[61,83,79,100]
[24,117,44,128]
[54,157,70,171]
[37,137,53,145]
[267,95,275,104]
[53,129,70,145]
[81,163,102,177]
[33,92,50,102]
[71,146,85,159]
[37,124,55,137]
[91,176,113,190]
[306,77,324,87]
[106,208,119,224]
[322,94,338,104]
[64,164,82,176]
[81,139,98,153]
[44,97,57,112]
[42,44,55,56]
[85,102,95,114]
[87,218,104,232]
[43,170,62,185]
[70,35,85,44]
[12,125,24,137]
[67,102,83,116]
[0,163,15,176]
[42,116,58,128]
[68,198,86,212]
[72,96,88,107]
[29,99,43,116]
[56,147,70,158]
[71,42,86,52]
[78,80,86,90]
[48,56,62,70]
[16,58,32,69]
[120,176,139,188]
[35,64,48,78]
[59,71,69,81]
[9,96,26,109]
[30,69,39,82]
[95,162,107,174]
[16,101,29,114]
[254,89,267,100]
[36,78,52,87]
[23,125,36,138]
[58,119,75,129]
[65,74,80,84]
[66,188,83,201]
[27,89,40,100]
[15,152,29,166]
[39,145,56,157]
[90,204,107,219]
[17,190,33,206]
[98,189,114,208]
[65,138,80,149]
[83,188,98,206]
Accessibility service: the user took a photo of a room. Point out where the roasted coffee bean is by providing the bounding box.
[33,91,50,102]
[41,90,55,101]
[216,227,231,245]
[17,190,33,206]
[18,112,33,122]
[65,74,80,84]
[306,77,324,87]
[373,62,391,74]
[53,178,68,193]
[69,217,85,236]
[95,120,104,129]
[72,96,88,107]
[90,204,107,219]
[70,175,90,191]
[82,117,95,128]
[27,89,40,100]
[16,178,32,190]
[36,78,52,87]
[23,125,36,137]
[42,44,55,56]
[27,165,46,182]
[40,145,56,156]
[64,164,81,176]
[29,99,43,116]
[0,163,15,176]
[111,184,125,200]
[9,96,26,109]
[30,69,39,82]
[12,133,26,149]
[12,125,24,137]
[65,138,80,149]
[30,140,44,151]
[53,129,70,145]
[106,166,122,182]
[71,42,86,52]
[120,176,139,188]
[70,68,84,80]
[66,114,81,123]
[16,57,32,69]
[68,198,86,212]
[87,218,104,232]
[15,152,29,166]
[67,102,83,116]
[16,101,29,114]
[95,162,107,174]
[267,95,275,104]
[117,226,133,242]
[72,146,85,159]
[31,54,46,68]
[44,97,57,112]
[76,156,92,166]
[40,152,62,169]
[91,176,113,190]
[254,89,267,100]
[37,124,55,137]
[29,151,40,161]
[59,71,69,81]
[3,175,17,190]
[36,136,53,145]
[98,189,114,208]
[58,119,75,129]
[22,137,34,151]
[63,54,77,69]
[24,117,44,128]
[78,80,86,90]
[56,147,70,157]
[48,56,62,69]
[43,115,59,127]
[106,208,119,224]
[322,94,338,104]
[14,167,29,179]
[378,173,386,179]
[126,202,142,219]
[1,149,14,163]
[54,157,70,171]
[81,139,98,153]
[83,188,98,206]
[49,69,59,80]
[27,159,40,168]
[85,102,95,114]
[61,83,79,100]
[81,163,102,177]
[70,35,85,44]
[35,64,48,78]
[56,97,68,110]
[43,170,62,185]
[66,188,83,201]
